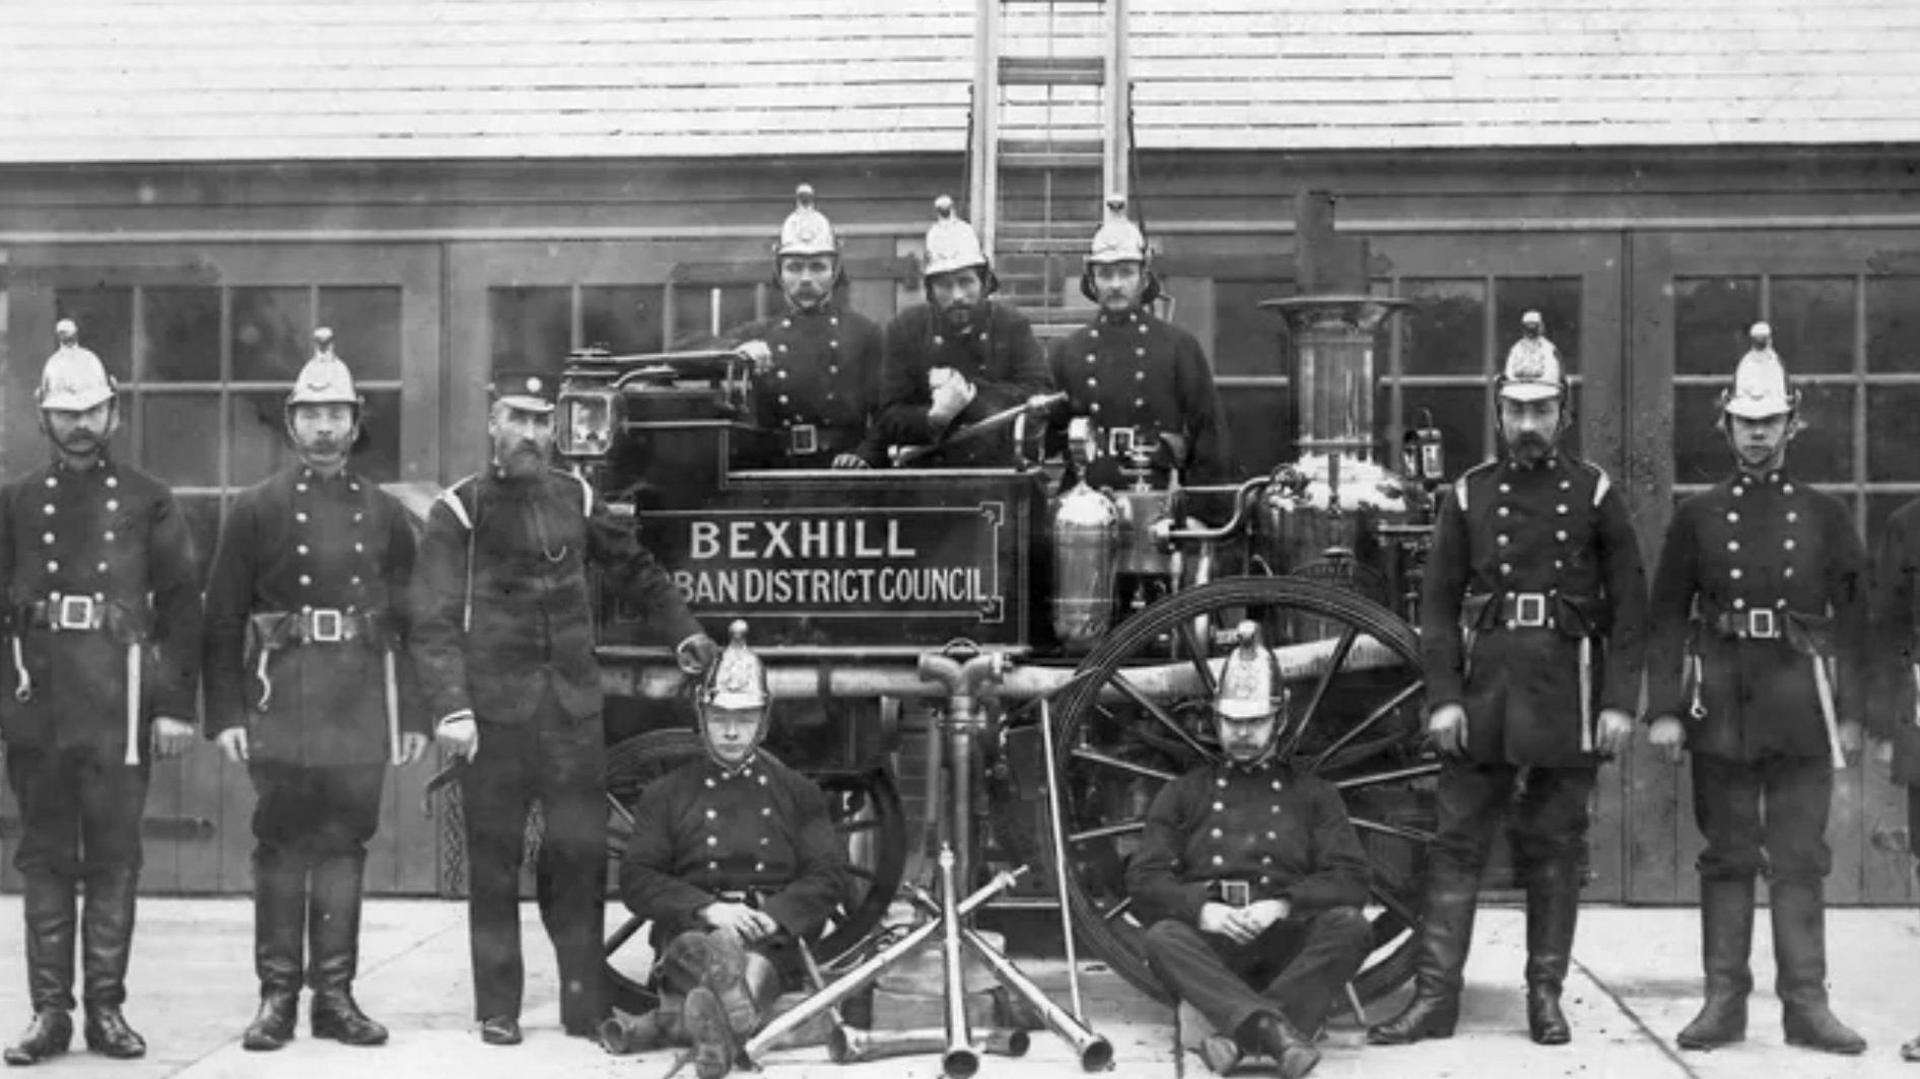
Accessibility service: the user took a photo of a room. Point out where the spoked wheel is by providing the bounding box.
[601,728,910,1013]
[1037,576,1438,1009]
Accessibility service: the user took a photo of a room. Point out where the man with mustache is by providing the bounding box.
[0,320,202,1065]
[411,371,719,1047]
[726,185,886,470]
[201,329,431,1052]
[1046,196,1230,487]
[1644,323,1867,1056]
[876,196,1053,467]
[1369,312,1647,1048]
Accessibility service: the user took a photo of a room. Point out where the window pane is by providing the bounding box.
[141,396,221,486]
[1770,276,1853,374]
[1674,277,1759,375]
[1866,277,1920,374]
[1212,279,1293,378]
[582,285,665,355]
[54,287,136,382]
[1219,385,1285,477]
[357,390,403,483]
[489,287,571,376]
[143,286,221,382]
[1672,385,1725,486]
[1494,277,1581,376]
[1868,385,1920,483]
[1790,383,1853,484]
[1398,385,1487,479]
[1871,494,1915,545]
[318,287,403,380]
[671,284,758,349]
[178,494,224,586]
[231,287,308,382]
[1400,279,1485,377]
[229,392,294,487]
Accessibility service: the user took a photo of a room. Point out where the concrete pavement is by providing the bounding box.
[0,897,1914,1077]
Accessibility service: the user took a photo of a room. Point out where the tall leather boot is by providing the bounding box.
[242,849,306,1052]
[1366,884,1479,1045]
[1771,880,1865,1055]
[1523,858,1580,1046]
[307,853,388,1046]
[1675,877,1754,1050]
[80,868,146,1059]
[599,996,684,1055]
[3,874,77,1066]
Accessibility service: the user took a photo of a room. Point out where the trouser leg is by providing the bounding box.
[1512,766,1595,1046]
[462,721,536,1023]
[1260,906,1373,1037]
[1142,919,1272,1042]
[1763,756,1862,1055]
[306,765,388,1046]
[8,747,81,1017]
[535,710,609,1036]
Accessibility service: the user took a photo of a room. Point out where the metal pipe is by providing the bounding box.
[793,938,852,1062]
[832,1026,1028,1064]
[1036,700,1086,1022]
[959,924,1114,1073]
[938,845,978,1079]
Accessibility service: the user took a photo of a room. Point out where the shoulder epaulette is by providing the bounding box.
[436,475,479,531]
[553,468,594,516]
[1452,460,1498,511]
[1573,459,1612,506]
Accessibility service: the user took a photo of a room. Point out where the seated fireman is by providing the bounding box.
[1126,623,1373,1079]
[615,622,849,1076]
[876,196,1054,466]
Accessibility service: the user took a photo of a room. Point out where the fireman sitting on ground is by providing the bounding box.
[876,196,1055,467]
[610,622,849,1078]
[1125,622,1373,1079]
[725,184,889,470]
[1046,196,1231,490]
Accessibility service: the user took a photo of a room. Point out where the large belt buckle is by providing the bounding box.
[788,424,818,456]
[1746,608,1778,639]
[1512,592,1548,628]
[1218,880,1250,909]
[1106,426,1138,457]
[307,607,345,644]
[54,594,97,631]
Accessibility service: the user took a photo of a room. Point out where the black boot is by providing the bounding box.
[242,848,305,1051]
[4,873,77,1065]
[307,854,388,1046]
[1523,858,1580,1046]
[80,869,145,1059]
[1237,1011,1321,1079]
[2,1011,72,1068]
[1367,885,1477,1045]
[1676,877,1754,1050]
[599,997,683,1055]
[1771,880,1865,1055]
[682,987,738,1079]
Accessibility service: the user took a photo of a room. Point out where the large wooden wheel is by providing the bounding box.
[1032,575,1438,1008]
[601,728,910,1013]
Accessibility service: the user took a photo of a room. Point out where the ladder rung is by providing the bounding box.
[999,55,1106,86]
[1000,235,1088,255]
[1000,152,1104,170]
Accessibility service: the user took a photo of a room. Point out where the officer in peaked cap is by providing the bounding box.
[1046,195,1231,487]
[875,195,1053,466]
[1126,623,1371,1079]
[201,329,430,1052]
[725,184,888,469]
[1646,322,1867,1055]
[411,367,718,1046]
[618,622,849,1076]
[0,320,203,1065]
[1371,312,1648,1049]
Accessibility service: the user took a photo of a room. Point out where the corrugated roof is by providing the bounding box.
[3,0,1917,165]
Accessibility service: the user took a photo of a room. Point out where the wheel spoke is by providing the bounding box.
[604,913,647,956]
[1101,895,1136,923]
[1334,761,1442,791]
[1279,625,1358,759]
[1068,745,1178,784]
[837,818,883,836]
[846,865,878,883]
[1310,679,1425,771]
[1108,671,1212,760]
[1350,816,1435,845]
[605,793,636,830]
[1370,883,1421,927]
[1173,620,1217,699]
[1069,819,1146,845]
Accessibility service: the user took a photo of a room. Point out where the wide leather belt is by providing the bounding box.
[261,607,376,645]
[785,424,818,456]
[1708,608,1781,640]
[1106,426,1147,457]
[1496,591,1554,629]
[27,593,108,632]
[1205,880,1253,908]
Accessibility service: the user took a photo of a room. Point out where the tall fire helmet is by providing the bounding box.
[38,319,117,412]
[1719,321,1797,421]
[1079,194,1160,304]
[696,620,773,760]
[286,328,363,411]
[1213,621,1288,762]
[775,183,839,260]
[922,195,991,280]
[1496,311,1567,403]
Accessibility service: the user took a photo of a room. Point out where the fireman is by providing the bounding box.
[876,196,1054,466]
[1126,622,1372,1079]
[202,330,432,1051]
[1368,312,1648,1048]
[1645,323,1867,1056]
[1867,468,1920,1064]
[728,184,888,469]
[1047,195,1230,487]
[1,320,203,1065]
[616,622,848,1078]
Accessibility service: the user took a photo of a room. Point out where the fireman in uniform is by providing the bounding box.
[202,329,431,1051]
[1047,196,1231,487]
[613,622,848,1077]
[728,184,887,469]
[411,371,719,1046]
[1368,313,1648,1048]
[876,196,1054,467]
[1646,323,1867,1056]
[1127,622,1372,1079]
[0,319,203,1065]
[1867,484,1920,1063]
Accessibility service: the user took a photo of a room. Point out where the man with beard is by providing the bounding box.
[1047,196,1230,487]
[0,320,202,1065]
[876,196,1053,467]
[1127,622,1372,1079]
[1368,312,1647,1048]
[727,185,887,469]
[202,329,431,1052]
[411,372,719,1046]
[1866,470,1920,1064]
[1645,323,1866,1056]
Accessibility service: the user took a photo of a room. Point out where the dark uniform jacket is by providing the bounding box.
[1126,758,1369,928]
[727,302,886,468]
[1648,468,1866,762]
[410,466,703,726]
[1868,497,1920,784]
[621,751,849,944]
[203,465,426,766]
[0,457,201,752]
[1046,308,1232,483]
[877,301,1052,465]
[1421,453,1648,767]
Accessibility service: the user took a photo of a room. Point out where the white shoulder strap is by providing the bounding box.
[1452,476,1470,512]
[436,476,479,633]
[1590,465,1611,507]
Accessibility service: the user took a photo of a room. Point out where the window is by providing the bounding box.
[485,281,764,380]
